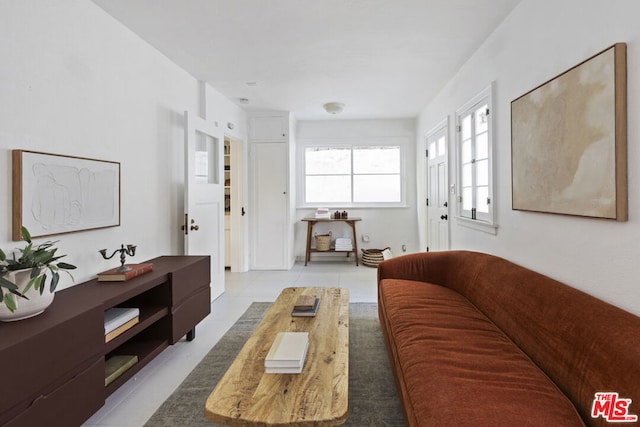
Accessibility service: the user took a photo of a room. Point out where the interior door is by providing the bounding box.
[426,121,450,252]
[250,142,287,269]
[184,111,224,300]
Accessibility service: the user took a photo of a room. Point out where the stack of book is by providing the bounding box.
[291,295,320,317]
[105,354,138,386]
[104,307,140,343]
[315,208,331,219]
[98,263,153,282]
[264,332,309,374]
[334,238,353,251]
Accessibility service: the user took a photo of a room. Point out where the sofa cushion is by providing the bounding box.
[379,278,585,427]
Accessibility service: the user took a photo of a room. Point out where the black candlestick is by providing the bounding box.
[99,244,137,272]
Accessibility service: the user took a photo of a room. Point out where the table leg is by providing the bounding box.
[346,220,359,266]
[305,221,314,266]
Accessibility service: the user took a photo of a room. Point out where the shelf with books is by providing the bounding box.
[104,305,169,354]
[105,355,138,387]
[105,316,171,395]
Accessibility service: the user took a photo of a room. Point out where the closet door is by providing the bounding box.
[250,142,288,269]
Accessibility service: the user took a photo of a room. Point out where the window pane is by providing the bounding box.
[353,175,401,202]
[475,104,488,134]
[462,139,472,163]
[305,147,350,174]
[462,164,472,187]
[306,175,351,203]
[353,146,400,174]
[461,115,471,140]
[476,186,489,213]
[462,187,472,212]
[476,159,488,186]
[194,131,217,184]
[476,132,488,160]
[429,142,436,159]
[437,136,446,156]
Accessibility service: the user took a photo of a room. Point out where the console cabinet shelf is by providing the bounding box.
[0,255,210,427]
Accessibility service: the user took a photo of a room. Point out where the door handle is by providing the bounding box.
[190,218,200,231]
[241,207,246,216]
[182,213,188,235]
[440,215,448,220]
[443,202,448,207]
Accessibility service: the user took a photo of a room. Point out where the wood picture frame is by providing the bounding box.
[12,150,121,240]
[511,43,627,221]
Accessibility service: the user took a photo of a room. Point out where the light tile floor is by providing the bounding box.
[83,261,378,426]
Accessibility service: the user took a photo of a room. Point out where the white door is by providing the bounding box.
[250,142,288,269]
[426,121,450,252]
[184,111,224,300]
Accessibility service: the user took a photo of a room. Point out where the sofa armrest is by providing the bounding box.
[377,251,457,285]
[378,251,487,296]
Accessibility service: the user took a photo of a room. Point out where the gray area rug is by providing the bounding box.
[144,302,405,426]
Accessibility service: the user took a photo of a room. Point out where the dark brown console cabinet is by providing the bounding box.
[0,255,210,427]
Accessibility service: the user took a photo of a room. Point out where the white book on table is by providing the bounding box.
[265,365,305,374]
[104,307,140,334]
[265,332,309,369]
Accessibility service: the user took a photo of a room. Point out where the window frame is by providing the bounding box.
[454,83,497,233]
[297,137,408,208]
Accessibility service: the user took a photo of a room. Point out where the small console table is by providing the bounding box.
[302,217,361,266]
[0,255,210,427]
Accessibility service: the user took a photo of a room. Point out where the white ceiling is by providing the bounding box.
[92,0,522,120]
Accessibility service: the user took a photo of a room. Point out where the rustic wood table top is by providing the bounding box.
[204,287,350,426]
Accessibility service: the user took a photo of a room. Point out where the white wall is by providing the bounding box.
[295,119,418,261]
[0,0,201,289]
[417,0,640,315]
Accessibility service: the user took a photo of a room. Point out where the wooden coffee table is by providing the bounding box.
[204,287,350,426]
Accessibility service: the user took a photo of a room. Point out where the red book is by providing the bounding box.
[98,263,153,282]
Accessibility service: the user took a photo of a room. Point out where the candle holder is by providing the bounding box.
[99,244,137,272]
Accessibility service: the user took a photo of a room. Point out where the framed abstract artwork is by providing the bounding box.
[12,150,121,240]
[511,43,627,221]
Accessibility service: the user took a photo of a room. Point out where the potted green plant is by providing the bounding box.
[0,226,76,321]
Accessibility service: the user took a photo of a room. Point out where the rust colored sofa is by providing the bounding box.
[377,250,640,427]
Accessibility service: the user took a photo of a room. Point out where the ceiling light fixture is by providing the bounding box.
[323,102,345,115]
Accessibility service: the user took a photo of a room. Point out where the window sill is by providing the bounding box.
[297,204,409,210]
[455,216,498,235]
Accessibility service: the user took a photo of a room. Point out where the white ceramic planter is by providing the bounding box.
[0,268,54,322]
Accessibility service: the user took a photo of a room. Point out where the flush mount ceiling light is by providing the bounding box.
[323,102,345,115]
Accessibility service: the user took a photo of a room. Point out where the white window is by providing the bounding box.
[455,84,496,232]
[301,144,404,206]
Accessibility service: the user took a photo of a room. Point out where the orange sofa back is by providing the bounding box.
[378,250,640,426]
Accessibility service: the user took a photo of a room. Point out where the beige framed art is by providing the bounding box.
[12,150,121,240]
[511,43,627,221]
